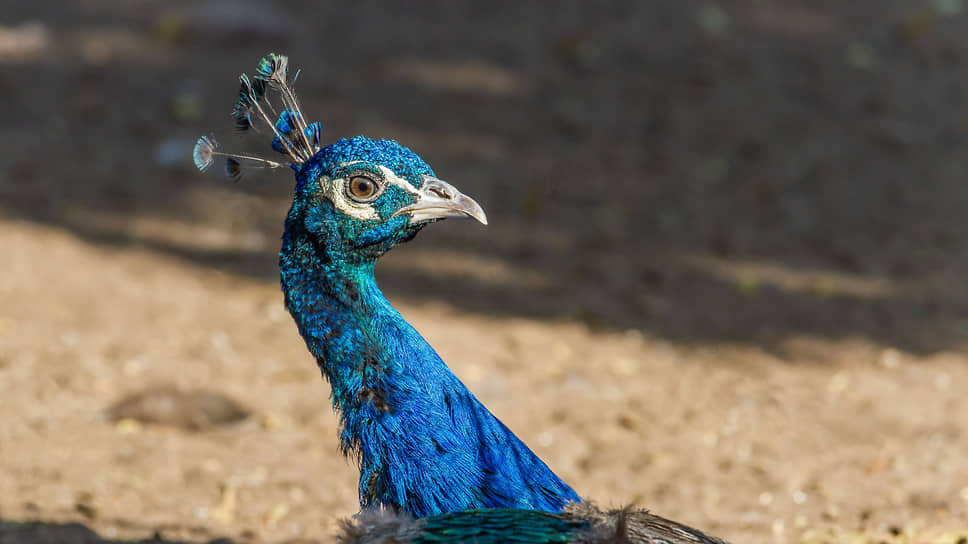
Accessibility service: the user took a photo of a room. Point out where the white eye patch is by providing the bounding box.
[318,174,380,220]
[319,163,420,221]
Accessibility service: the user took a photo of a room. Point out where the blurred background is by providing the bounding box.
[2,1,968,543]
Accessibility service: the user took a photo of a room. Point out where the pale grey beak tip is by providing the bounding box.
[463,197,488,226]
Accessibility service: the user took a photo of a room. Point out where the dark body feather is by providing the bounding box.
[338,503,732,544]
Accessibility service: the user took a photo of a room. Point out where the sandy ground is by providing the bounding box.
[3,1,968,543]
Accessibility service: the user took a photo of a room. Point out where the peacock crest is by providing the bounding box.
[192,53,320,180]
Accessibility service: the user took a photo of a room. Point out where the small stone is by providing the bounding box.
[106,386,250,430]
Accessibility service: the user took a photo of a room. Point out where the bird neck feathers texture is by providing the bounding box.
[279,227,581,517]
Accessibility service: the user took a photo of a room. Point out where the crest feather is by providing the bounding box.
[194,53,322,180]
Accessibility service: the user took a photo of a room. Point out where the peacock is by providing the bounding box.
[194,53,729,544]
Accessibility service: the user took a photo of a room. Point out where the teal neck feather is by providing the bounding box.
[280,216,581,517]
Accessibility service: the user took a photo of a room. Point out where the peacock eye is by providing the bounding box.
[346,175,380,202]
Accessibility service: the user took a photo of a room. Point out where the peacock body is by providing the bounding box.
[195,53,729,544]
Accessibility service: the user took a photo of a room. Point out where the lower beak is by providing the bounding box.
[393,177,488,225]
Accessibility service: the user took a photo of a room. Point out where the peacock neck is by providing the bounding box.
[279,232,427,419]
[279,226,582,517]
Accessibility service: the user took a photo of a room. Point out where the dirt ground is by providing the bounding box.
[2,1,968,543]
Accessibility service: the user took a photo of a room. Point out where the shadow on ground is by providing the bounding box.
[0,519,237,544]
[3,0,968,354]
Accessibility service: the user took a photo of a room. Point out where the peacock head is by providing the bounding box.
[193,53,486,262]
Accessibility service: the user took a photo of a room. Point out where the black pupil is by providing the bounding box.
[352,177,373,197]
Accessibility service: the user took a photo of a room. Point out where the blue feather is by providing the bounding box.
[204,53,578,517]
[280,138,581,516]
[192,136,216,172]
[271,109,306,155]
[196,53,728,544]
[255,52,289,84]
[224,157,242,181]
[304,121,322,150]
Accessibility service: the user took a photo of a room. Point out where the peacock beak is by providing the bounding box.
[394,177,488,225]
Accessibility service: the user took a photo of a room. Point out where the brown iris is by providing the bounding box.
[347,175,379,201]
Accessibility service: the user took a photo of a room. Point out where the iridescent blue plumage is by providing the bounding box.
[197,54,728,544]
[272,109,305,155]
[201,54,578,516]
[280,135,581,515]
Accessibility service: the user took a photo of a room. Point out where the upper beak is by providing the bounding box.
[393,177,488,225]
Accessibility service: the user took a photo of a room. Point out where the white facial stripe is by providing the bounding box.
[318,163,420,221]
[376,165,420,195]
